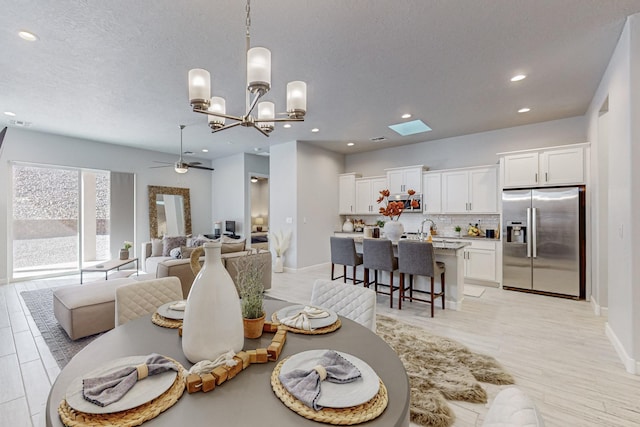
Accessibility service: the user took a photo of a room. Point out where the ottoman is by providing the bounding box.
[53,277,134,340]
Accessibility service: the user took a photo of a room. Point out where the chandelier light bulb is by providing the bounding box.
[258,101,275,133]
[247,47,271,94]
[208,96,226,129]
[286,81,307,118]
[188,69,211,109]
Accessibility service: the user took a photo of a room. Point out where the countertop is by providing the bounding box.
[350,236,469,251]
[335,231,500,242]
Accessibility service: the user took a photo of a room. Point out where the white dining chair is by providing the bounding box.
[310,279,377,332]
[115,277,183,326]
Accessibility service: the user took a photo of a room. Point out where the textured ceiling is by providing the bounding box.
[2,0,640,161]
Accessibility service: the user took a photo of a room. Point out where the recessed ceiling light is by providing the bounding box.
[311,128,319,133]
[283,124,292,129]
[518,107,531,113]
[18,30,39,42]
[511,74,527,82]
[4,111,16,117]
[347,142,355,146]
[202,148,209,153]
[401,113,412,119]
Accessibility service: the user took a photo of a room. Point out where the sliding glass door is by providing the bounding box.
[11,163,111,279]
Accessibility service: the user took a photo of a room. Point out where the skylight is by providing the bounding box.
[388,119,432,136]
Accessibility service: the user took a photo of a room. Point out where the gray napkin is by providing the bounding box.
[82,353,178,407]
[279,350,362,410]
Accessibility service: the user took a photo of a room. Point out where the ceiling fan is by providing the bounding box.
[151,125,214,174]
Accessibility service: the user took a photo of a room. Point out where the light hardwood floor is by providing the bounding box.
[1,265,639,427]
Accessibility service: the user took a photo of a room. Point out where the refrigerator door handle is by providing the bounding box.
[526,207,532,258]
[532,207,538,258]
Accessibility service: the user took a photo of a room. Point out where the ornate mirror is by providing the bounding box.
[148,185,192,238]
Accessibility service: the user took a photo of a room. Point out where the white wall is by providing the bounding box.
[585,13,639,373]
[269,142,298,268]
[0,127,213,282]
[297,143,345,268]
[346,116,586,176]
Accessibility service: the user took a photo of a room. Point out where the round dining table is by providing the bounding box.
[46,299,410,427]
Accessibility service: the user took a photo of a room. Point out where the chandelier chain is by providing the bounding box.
[246,0,251,37]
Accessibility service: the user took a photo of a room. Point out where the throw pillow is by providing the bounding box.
[188,234,218,247]
[169,247,182,259]
[180,245,201,260]
[162,235,187,257]
[221,238,246,254]
[151,239,163,257]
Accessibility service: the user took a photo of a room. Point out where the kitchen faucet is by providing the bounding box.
[420,218,435,241]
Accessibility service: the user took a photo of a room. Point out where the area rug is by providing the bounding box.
[376,315,514,427]
[20,288,102,368]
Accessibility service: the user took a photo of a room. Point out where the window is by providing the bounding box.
[11,163,111,279]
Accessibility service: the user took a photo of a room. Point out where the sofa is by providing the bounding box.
[141,240,272,297]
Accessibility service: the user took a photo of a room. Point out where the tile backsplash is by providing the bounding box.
[344,213,500,237]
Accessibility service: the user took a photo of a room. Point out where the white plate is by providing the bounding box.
[279,349,380,408]
[156,300,186,320]
[275,305,338,330]
[65,355,178,414]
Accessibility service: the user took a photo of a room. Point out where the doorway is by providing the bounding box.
[249,175,269,251]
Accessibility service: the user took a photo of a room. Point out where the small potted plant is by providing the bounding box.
[236,254,266,338]
[120,241,132,260]
[454,226,461,237]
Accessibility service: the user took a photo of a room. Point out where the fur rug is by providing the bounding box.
[376,315,514,427]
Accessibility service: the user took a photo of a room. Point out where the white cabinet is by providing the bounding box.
[386,166,424,194]
[502,145,585,188]
[355,177,386,214]
[422,172,442,214]
[442,167,497,213]
[461,239,497,282]
[338,173,360,214]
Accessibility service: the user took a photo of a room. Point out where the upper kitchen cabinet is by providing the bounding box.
[355,176,387,214]
[422,171,442,214]
[385,165,424,194]
[501,144,587,188]
[338,173,360,215]
[442,166,498,213]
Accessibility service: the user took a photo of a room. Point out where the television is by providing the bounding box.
[225,220,236,236]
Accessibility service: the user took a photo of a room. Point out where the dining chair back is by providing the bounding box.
[362,238,399,308]
[310,279,377,332]
[115,277,183,326]
[397,240,445,316]
[330,236,364,285]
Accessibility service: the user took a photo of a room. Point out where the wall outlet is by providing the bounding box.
[286,217,293,224]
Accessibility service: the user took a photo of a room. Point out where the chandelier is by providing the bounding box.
[188,0,307,137]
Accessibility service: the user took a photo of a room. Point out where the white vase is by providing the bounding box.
[274,255,284,273]
[182,242,244,363]
[384,220,404,243]
[342,219,354,232]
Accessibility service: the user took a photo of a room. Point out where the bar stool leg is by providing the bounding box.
[352,265,357,285]
[409,275,414,301]
[331,263,335,280]
[430,277,435,318]
[343,265,347,283]
[441,272,446,310]
[389,271,394,308]
[398,273,404,310]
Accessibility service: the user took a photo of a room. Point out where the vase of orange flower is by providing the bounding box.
[376,189,419,243]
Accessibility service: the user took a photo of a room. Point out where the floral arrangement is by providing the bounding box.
[376,189,418,221]
[236,254,265,319]
[270,229,292,257]
[123,241,132,250]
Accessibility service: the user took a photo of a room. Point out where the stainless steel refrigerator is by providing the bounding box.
[502,187,584,298]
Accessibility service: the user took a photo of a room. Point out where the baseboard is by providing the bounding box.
[445,299,460,311]
[0,277,7,285]
[590,296,609,318]
[605,322,638,374]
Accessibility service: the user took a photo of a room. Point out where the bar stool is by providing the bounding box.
[362,238,399,308]
[397,240,445,316]
[330,237,364,285]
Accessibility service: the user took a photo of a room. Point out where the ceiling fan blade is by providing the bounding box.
[186,162,202,166]
[152,160,173,165]
[149,165,172,169]
[189,165,215,171]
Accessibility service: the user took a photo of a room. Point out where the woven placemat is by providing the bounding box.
[271,313,341,335]
[271,357,388,425]
[151,312,183,329]
[58,357,186,427]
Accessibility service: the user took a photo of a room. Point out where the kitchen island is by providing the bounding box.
[344,235,469,310]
